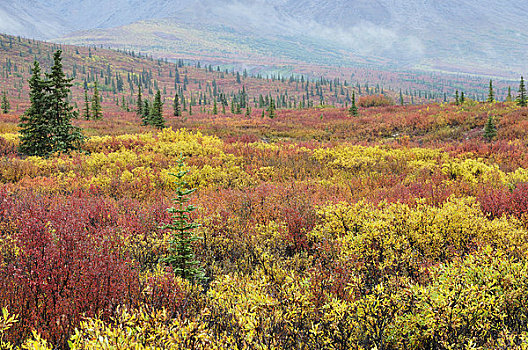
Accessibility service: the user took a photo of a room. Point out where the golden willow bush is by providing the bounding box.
[2,124,528,349]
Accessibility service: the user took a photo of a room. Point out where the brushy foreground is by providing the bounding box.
[1,106,528,349]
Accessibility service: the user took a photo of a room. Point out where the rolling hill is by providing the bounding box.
[1,0,527,76]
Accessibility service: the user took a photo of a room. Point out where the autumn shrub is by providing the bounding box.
[358,94,394,108]
[0,190,192,348]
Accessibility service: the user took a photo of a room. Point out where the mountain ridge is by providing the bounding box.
[1,0,527,76]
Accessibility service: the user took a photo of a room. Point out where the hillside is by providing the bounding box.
[0,33,519,138]
[2,0,527,76]
[0,33,376,136]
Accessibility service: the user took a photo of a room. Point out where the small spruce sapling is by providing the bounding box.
[483,115,497,142]
[163,158,206,283]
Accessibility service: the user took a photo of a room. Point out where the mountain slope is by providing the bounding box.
[2,0,528,75]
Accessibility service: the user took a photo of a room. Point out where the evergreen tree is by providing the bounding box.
[517,76,527,107]
[163,157,206,283]
[212,99,217,115]
[91,82,102,119]
[19,51,84,156]
[173,93,181,117]
[506,87,513,102]
[1,90,10,114]
[268,98,276,118]
[483,115,497,141]
[460,92,465,104]
[136,84,143,117]
[150,90,165,129]
[399,90,404,106]
[349,92,359,116]
[487,80,494,103]
[142,100,150,125]
[455,90,460,106]
[47,50,84,153]
[19,61,52,156]
[83,89,90,120]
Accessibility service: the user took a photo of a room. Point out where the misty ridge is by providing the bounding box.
[1,0,528,74]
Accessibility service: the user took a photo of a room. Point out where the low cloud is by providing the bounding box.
[217,0,425,61]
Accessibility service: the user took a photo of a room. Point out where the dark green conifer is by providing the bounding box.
[349,92,359,116]
[487,80,494,103]
[46,50,84,153]
[163,157,206,283]
[19,51,84,157]
[150,90,165,129]
[483,115,497,141]
[83,89,90,120]
[19,61,52,156]
[91,82,102,119]
[142,100,150,125]
[517,76,527,107]
[268,97,276,118]
[173,93,181,117]
[1,91,10,114]
[136,83,143,117]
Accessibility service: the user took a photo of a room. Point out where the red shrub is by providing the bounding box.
[0,190,181,348]
[358,94,394,108]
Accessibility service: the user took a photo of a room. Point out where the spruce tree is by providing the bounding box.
[19,61,52,156]
[91,82,102,119]
[483,115,497,141]
[506,87,513,102]
[349,92,359,116]
[163,157,205,283]
[150,90,165,129]
[212,99,217,115]
[487,80,494,103]
[136,84,143,117]
[455,90,460,105]
[399,90,404,106]
[1,91,9,114]
[142,100,150,125]
[460,92,465,104]
[83,89,90,120]
[268,98,276,118]
[19,51,83,156]
[517,76,527,107]
[47,50,84,153]
[173,93,181,117]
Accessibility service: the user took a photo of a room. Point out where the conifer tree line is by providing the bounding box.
[3,34,527,129]
[18,50,84,157]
